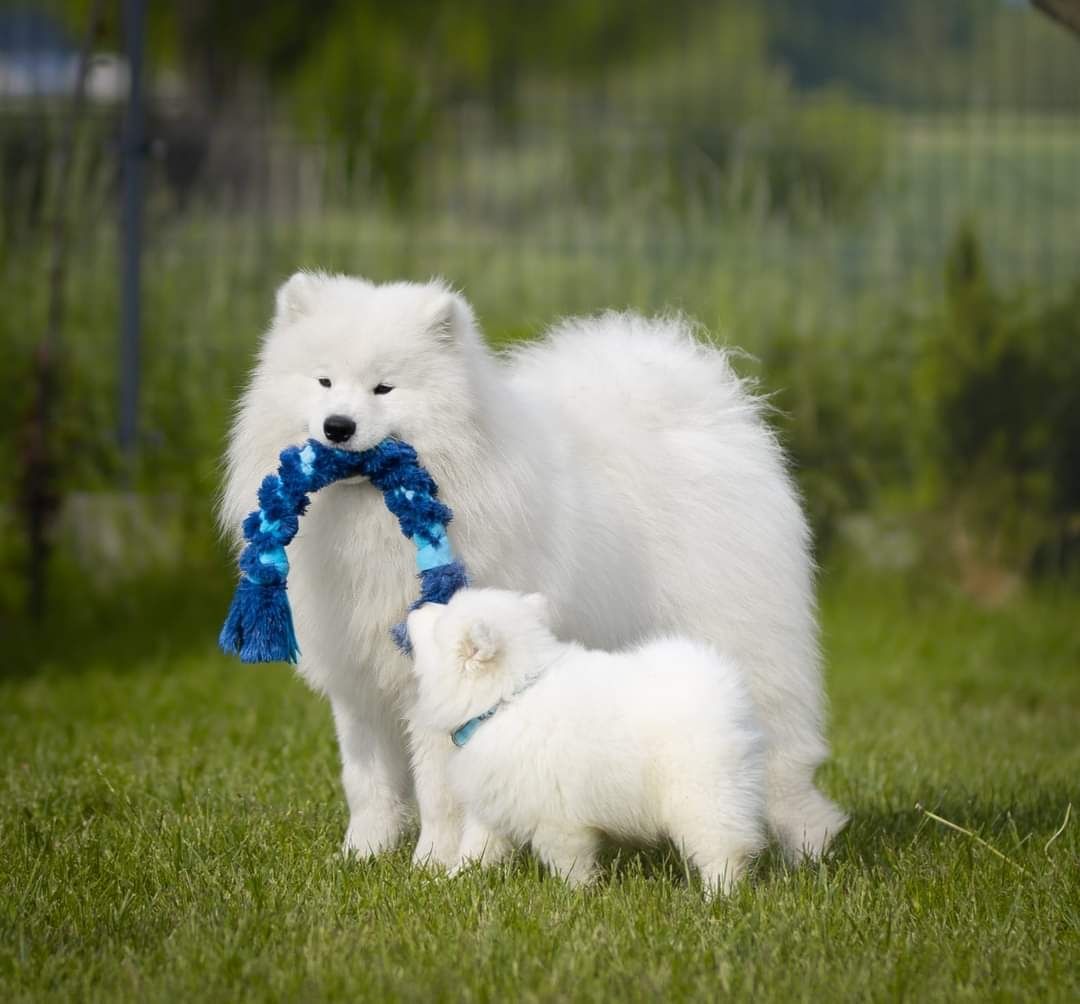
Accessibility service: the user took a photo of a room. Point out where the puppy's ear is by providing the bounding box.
[523,593,552,627]
[274,271,325,325]
[405,604,437,649]
[457,620,502,674]
[421,285,475,345]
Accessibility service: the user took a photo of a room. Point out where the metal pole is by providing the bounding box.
[119,0,145,477]
[21,0,103,618]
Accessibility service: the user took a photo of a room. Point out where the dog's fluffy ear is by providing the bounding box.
[274,271,325,325]
[457,620,501,674]
[421,285,475,345]
[523,593,552,627]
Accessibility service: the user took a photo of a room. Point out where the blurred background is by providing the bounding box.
[3,0,1080,665]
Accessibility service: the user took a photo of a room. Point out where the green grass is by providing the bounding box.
[2,573,1079,1002]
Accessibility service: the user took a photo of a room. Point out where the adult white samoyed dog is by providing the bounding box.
[220,272,847,867]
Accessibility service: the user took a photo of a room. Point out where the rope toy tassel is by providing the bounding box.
[219,576,300,664]
[220,438,467,664]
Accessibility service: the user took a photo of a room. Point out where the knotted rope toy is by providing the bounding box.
[219,438,468,663]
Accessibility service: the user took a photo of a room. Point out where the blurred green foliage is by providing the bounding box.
[3,208,1078,623]
[152,0,728,204]
[765,0,1080,111]
[5,1,1079,622]
[917,227,1080,572]
[564,9,887,222]
[754,225,1080,576]
[52,0,1080,208]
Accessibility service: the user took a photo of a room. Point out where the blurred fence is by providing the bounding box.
[2,1,1080,615]
[4,5,1080,317]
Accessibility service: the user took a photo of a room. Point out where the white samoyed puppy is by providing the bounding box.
[220,272,847,867]
[406,588,768,894]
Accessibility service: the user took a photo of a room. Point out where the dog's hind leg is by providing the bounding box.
[766,751,849,861]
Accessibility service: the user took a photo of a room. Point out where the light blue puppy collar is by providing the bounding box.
[451,707,499,748]
[449,660,560,748]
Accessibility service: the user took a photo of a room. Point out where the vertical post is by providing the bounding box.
[119,0,145,478]
[21,0,103,618]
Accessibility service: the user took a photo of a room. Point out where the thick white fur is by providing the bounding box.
[406,589,768,894]
[220,272,847,865]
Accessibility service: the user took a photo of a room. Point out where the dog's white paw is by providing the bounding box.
[772,793,849,861]
[342,810,404,859]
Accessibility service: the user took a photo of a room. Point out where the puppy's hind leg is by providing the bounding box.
[531,822,601,888]
[688,846,753,898]
[679,817,762,897]
[668,780,765,897]
[449,813,513,876]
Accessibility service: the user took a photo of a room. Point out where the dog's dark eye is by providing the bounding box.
[373,383,394,395]
[318,377,332,388]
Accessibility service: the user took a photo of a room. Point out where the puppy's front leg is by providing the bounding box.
[410,732,463,868]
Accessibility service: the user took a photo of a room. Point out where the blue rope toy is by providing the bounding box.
[219,438,468,663]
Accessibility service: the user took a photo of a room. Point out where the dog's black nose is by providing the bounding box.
[323,414,356,443]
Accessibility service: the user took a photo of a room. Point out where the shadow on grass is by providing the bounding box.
[474,787,1077,894]
[815,789,1076,872]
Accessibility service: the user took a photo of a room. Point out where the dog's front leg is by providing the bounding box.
[332,697,411,858]
[410,731,464,868]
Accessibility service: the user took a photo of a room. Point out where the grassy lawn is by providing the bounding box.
[2,572,1078,1002]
